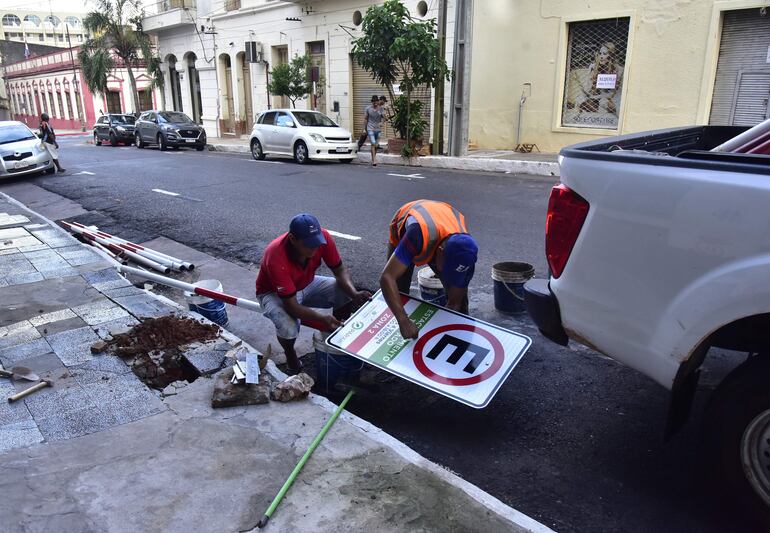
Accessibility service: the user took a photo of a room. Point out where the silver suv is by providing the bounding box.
[134,111,206,151]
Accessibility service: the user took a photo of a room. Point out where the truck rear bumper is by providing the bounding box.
[523,279,569,346]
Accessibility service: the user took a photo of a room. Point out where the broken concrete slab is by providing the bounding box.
[183,344,227,376]
[211,368,270,408]
[271,373,314,402]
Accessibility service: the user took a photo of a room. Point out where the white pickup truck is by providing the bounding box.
[523,125,770,523]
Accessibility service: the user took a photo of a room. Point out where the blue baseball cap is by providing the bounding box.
[289,213,327,248]
[442,234,478,288]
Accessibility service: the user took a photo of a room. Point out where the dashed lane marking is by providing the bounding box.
[152,189,180,197]
[327,230,361,241]
[387,172,425,179]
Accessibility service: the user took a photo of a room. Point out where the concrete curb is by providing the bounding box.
[207,142,560,177]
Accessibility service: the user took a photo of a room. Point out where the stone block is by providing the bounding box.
[72,299,130,326]
[82,268,123,285]
[72,355,131,376]
[109,389,166,425]
[41,267,81,280]
[211,368,271,408]
[91,278,133,292]
[46,326,100,366]
[92,316,140,340]
[34,316,88,337]
[35,405,118,441]
[24,383,94,420]
[0,322,41,351]
[113,294,172,319]
[0,419,43,453]
[271,373,314,402]
[183,345,227,376]
[4,272,44,285]
[28,308,77,327]
[0,337,52,366]
[0,380,32,426]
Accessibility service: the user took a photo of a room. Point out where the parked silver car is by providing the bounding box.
[0,121,55,178]
[249,109,356,164]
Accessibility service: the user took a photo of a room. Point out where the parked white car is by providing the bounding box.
[0,121,55,178]
[249,109,357,164]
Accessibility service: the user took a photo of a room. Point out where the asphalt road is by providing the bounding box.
[5,136,754,532]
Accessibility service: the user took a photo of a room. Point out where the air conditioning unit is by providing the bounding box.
[245,41,263,63]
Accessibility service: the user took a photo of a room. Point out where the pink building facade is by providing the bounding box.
[4,47,160,131]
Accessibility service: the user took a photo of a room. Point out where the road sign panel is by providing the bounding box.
[326,291,531,408]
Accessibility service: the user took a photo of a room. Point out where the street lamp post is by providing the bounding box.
[65,25,86,132]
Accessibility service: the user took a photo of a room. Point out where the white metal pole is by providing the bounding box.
[712,117,770,152]
[79,232,170,274]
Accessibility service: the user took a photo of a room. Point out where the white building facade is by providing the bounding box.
[143,0,458,147]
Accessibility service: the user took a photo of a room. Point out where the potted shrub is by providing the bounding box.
[352,0,449,158]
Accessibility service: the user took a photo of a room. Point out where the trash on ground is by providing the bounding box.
[271,373,314,403]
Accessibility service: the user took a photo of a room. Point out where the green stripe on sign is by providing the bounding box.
[369,303,438,366]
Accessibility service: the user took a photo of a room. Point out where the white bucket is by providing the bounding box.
[184,279,223,305]
[417,266,446,306]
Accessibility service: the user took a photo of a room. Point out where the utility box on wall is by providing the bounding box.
[245,41,263,63]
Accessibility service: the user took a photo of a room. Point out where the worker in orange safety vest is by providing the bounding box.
[380,200,479,340]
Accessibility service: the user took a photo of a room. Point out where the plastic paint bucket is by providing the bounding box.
[417,266,447,306]
[491,262,535,314]
[185,279,229,327]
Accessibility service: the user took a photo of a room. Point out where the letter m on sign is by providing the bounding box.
[425,334,490,374]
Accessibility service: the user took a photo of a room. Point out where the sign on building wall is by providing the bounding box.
[562,18,629,130]
[326,291,532,408]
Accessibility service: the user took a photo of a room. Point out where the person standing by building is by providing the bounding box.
[365,95,386,166]
[39,113,65,173]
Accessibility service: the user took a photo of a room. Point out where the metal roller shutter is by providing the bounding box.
[709,9,770,126]
[351,57,432,142]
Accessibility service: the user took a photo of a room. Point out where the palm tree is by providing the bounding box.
[78,0,158,114]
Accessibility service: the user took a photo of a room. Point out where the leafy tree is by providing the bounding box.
[267,54,312,108]
[79,0,157,113]
[352,0,450,154]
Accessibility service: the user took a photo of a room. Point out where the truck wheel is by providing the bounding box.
[704,354,770,527]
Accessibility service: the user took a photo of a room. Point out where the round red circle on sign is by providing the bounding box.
[412,324,505,386]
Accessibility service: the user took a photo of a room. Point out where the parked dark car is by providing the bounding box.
[93,114,136,146]
[134,110,206,151]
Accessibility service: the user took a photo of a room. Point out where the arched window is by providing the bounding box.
[2,14,21,26]
[44,15,60,27]
[64,16,80,28]
[23,14,41,27]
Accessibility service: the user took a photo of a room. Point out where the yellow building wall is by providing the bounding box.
[468,0,766,152]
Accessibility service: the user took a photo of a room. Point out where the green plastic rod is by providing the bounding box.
[257,390,355,528]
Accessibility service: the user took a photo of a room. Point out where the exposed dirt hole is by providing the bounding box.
[108,315,220,389]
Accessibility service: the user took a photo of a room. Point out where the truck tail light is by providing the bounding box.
[545,184,589,278]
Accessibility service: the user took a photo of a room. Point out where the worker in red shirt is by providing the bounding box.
[256,213,371,373]
[380,200,478,340]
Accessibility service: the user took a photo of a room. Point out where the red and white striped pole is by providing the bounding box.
[67,221,193,270]
[80,232,171,274]
[116,265,332,331]
[62,221,185,270]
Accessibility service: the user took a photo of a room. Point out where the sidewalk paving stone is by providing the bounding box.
[0,381,33,426]
[4,272,44,285]
[35,405,119,441]
[35,316,88,336]
[73,355,131,376]
[0,419,43,452]
[72,299,130,326]
[28,308,77,327]
[92,316,140,340]
[46,326,100,366]
[82,267,124,285]
[0,322,41,351]
[0,337,53,366]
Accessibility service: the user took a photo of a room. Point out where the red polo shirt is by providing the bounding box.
[255,229,342,299]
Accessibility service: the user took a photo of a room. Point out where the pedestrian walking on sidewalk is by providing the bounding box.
[39,113,65,173]
[256,213,371,374]
[357,96,377,150]
[380,200,478,340]
[365,95,386,166]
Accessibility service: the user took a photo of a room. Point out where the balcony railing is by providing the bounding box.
[144,0,196,16]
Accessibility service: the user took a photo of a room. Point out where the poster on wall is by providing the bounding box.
[562,18,630,130]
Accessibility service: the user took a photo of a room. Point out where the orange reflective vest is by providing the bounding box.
[388,200,468,265]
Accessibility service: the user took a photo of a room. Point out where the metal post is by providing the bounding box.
[432,0,447,156]
[65,25,86,132]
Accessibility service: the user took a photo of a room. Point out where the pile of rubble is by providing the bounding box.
[90,315,315,406]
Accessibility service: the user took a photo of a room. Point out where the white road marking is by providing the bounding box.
[76,171,95,175]
[387,172,425,179]
[249,159,284,164]
[327,230,361,241]
[152,188,180,197]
